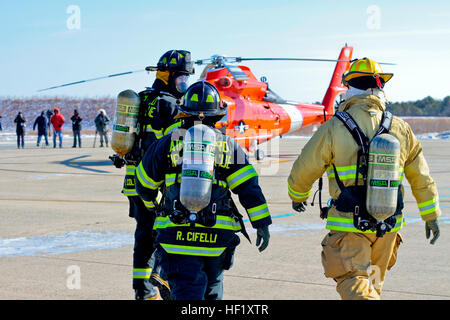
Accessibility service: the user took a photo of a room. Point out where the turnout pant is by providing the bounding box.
[157,244,238,300]
[321,230,402,300]
[128,196,158,296]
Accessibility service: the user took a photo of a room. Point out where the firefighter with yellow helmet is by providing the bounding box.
[288,58,441,300]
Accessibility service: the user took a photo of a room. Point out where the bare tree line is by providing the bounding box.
[0,96,115,131]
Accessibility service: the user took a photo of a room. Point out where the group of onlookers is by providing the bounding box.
[8,108,110,149]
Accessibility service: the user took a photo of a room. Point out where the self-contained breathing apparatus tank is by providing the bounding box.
[111,90,141,157]
[179,124,217,225]
[366,133,401,221]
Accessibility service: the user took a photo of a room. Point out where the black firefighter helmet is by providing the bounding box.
[157,50,195,75]
[176,81,226,120]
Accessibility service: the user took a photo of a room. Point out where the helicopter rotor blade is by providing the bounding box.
[195,59,212,65]
[236,57,396,65]
[195,56,249,81]
[223,63,249,81]
[195,56,395,66]
[37,69,149,92]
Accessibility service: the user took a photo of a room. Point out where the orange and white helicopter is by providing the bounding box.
[195,45,353,159]
[39,45,392,159]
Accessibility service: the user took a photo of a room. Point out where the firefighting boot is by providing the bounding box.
[135,287,161,300]
[150,272,171,300]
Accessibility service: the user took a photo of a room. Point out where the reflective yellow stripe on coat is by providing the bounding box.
[226,165,258,190]
[160,243,226,257]
[164,121,183,136]
[418,197,439,217]
[136,162,163,190]
[123,165,138,196]
[143,124,163,139]
[247,203,270,222]
[153,215,241,232]
[326,165,405,182]
[288,184,311,202]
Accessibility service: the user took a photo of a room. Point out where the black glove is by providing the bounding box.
[292,201,307,213]
[256,226,270,252]
[109,154,125,168]
[425,220,440,245]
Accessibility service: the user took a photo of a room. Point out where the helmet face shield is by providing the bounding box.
[175,74,190,94]
[182,61,194,75]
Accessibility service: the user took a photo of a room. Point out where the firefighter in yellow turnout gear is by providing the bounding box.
[288,58,441,300]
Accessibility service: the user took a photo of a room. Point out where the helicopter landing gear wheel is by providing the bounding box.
[255,149,265,161]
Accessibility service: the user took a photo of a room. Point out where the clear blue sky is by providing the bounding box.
[1,0,449,102]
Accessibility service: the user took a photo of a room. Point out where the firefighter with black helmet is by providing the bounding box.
[288,58,441,300]
[135,81,272,300]
[113,50,194,300]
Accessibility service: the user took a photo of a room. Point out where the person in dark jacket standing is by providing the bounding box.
[14,112,26,148]
[46,109,53,137]
[94,109,110,147]
[33,111,49,147]
[71,109,82,148]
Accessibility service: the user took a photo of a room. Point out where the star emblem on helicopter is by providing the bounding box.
[234,121,249,134]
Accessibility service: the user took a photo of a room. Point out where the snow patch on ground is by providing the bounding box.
[0,230,133,257]
[416,131,450,140]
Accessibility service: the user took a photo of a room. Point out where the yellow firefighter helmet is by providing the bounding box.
[343,58,393,89]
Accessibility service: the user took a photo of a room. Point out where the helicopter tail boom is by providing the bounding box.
[321,45,353,119]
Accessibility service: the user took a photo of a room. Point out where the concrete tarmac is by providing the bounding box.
[0,134,449,300]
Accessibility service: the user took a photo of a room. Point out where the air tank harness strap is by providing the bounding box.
[228,198,251,244]
[334,110,393,185]
[334,110,392,150]
[332,111,394,233]
[311,176,329,219]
